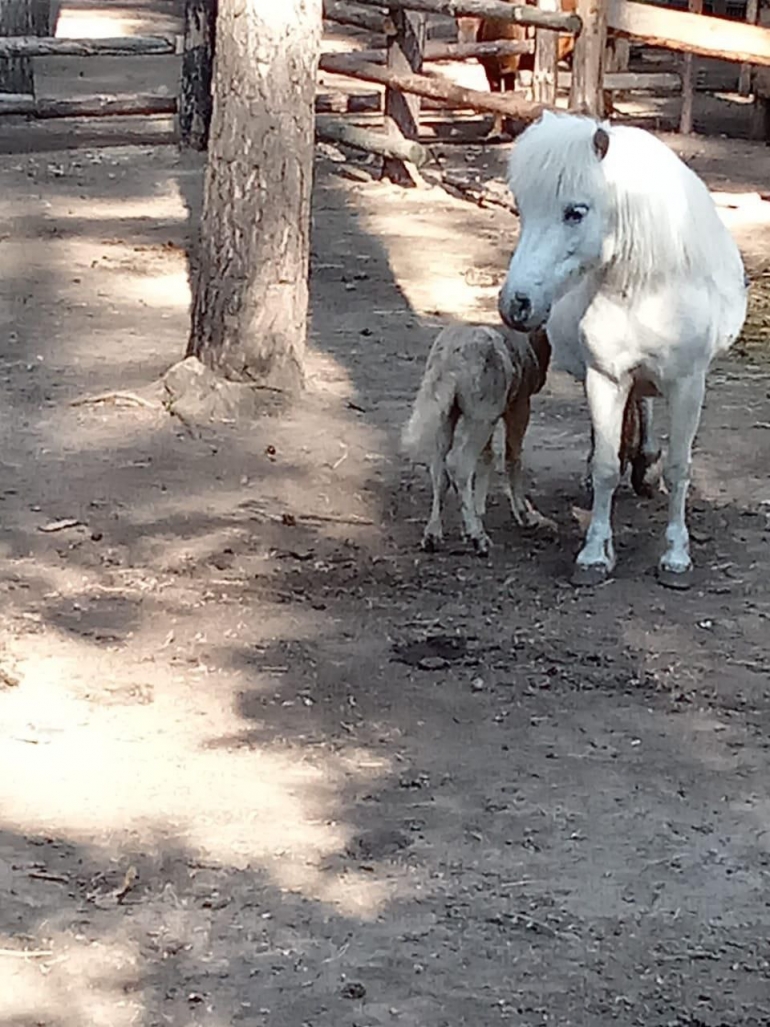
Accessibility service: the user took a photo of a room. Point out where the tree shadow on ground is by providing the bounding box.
[2,11,770,1025]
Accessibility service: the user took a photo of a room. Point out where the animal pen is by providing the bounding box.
[2,0,770,157]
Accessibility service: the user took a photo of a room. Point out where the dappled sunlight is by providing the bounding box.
[0,637,396,917]
[56,10,133,38]
[1,928,142,1027]
[47,185,187,226]
[2,27,770,1017]
[113,266,190,310]
[55,6,176,39]
[353,186,507,321]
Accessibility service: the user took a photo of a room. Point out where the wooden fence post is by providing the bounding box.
[569,0,608,116]
[679,0,702,134]
[602,33,628,114]
[179,0,217,150]
[383,6,427,185]
[533,0,559,104]
[739,0,760,94]
[0,0,51,95]
[751,0,770,139]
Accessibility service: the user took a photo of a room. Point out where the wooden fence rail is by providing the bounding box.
[0,35,177,57]
[350,0,583,34]
[320,51,546,120]
[608,0,770,65]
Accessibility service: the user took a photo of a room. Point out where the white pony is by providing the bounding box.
[498,110,749,588]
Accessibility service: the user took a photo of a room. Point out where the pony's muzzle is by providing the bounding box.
[499,290,533,331]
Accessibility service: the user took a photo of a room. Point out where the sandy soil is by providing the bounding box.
[1,3,770,1026]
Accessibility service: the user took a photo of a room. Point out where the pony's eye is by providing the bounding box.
[564,204,589,224]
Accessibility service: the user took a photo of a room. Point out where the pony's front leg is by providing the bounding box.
[573,369,629,585]
[658,372,706,589]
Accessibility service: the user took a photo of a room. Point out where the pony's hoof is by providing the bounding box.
[656,564,693,591]
[571,562,611,587]
[472,534,491,558]
[421,532,442,553]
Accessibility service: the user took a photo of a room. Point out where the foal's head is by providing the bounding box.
[499,111,610,332]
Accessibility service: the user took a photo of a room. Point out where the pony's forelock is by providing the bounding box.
[507,112,607,212]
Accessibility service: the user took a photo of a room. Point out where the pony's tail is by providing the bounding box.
[401,366,456,462]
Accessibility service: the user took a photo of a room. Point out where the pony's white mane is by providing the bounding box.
[507,111,735,292]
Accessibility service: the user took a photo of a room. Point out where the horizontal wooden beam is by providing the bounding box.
[351,0,582,34]
[320,51,547,118]
[0,34,177,58]
[316,117,429,164]
[0,92,177,118]
[315,90,382,112]
[420,38,536,58]
[322,0,393,34]
[517,67,682,89]
[321,38,535,65]
[608,0,770,66]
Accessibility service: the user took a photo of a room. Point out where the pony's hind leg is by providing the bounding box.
[445,415,495,556]
[422,418,452,552]
[631,396,662,498]
[573,369,630,585]
[658,372,706,588]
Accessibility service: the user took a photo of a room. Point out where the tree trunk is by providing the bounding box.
[0,0,51,94]
[179,0,217,150]
[188,0,322,392]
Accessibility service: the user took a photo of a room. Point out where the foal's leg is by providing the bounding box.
[658,372,706,588]
[502,395,537,526]
[502,396,557,531]
[422,419,452,552]
[445,415,495,556]
[630,396,662,498]
[474,438,494,518]
[573,369,629,585]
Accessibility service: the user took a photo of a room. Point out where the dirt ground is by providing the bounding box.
[1,3,770,1026]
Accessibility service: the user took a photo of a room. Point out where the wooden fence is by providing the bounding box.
[322,0,770,159]
[2,0,770,163]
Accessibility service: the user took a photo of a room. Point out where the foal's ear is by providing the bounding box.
[593,126,610,161]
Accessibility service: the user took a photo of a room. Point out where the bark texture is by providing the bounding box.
[188,0,321,391]
[0,0,49,94]
[179,0,217,150]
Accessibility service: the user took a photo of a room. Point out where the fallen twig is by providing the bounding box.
[70,390,160,410]
[299,512,374,526]
[430,169,518,213]
[28,870,70,883]
[38,518,82,533]
[0,947,54,958]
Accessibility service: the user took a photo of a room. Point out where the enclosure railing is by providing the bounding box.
[2,0,770,158]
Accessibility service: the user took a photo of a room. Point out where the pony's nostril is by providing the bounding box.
[513,292,531,322]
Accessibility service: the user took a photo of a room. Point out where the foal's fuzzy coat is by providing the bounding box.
[402,323,551,555]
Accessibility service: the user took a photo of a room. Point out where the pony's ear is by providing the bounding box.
[593,126,610,161]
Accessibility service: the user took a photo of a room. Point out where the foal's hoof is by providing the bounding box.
[571,562,611,587]
[631,452,662,499]
[656,564,693,591]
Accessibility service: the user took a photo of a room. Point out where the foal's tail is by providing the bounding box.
[401,365,457,461]
[619,393,641,477]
